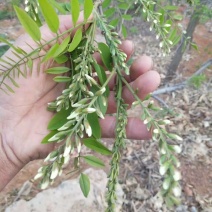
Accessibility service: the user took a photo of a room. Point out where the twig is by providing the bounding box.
[152,95,170,108]
[153,59,212,95]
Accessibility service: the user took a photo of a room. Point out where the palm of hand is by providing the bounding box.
[0,57,64,164]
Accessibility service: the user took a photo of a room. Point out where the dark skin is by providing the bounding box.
[0,14,160,191]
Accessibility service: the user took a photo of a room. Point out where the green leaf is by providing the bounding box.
[9,77,19,88]
[55,55,69,64]
[53,76,72,82]
[92,62,109,96]
[118,3,128,10]
[68,28,82,52]
[54,36,70,57]
[46,67,70,74]
[172,13,183,21]
[104,8,115,18]
[122,14,132,21]
[109,18,119,27]
[83,138,112,155]
[97,95,108,115]
[164,5,178,11]
[48,0,67,14]
[122,24,127,38]
[48,108,72,130]
[98,43,112,71]
[14,6,41,42]
[83,155,105,168]
[41,130,58,144]
[42,43,60,63]
[79,173,90,197]
[87,113,101,139]
[102,0,111,8]
[38,0,59,33]
[84,0,93,21]
[71,0,80,26]
[3,83,15,93]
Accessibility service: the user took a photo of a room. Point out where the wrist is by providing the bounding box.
[0,133,24,191]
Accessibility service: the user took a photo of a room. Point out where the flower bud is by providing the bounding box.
[172,186,181,197]
[41,180,49,190]
[63,145,72,157]
[173,170,181,181]
[50,163,59,180]
[83,108,96,113]
[84,119,92,137]
[34,172,43,180]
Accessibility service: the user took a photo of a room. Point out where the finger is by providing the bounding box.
[93,40,134,68]
[130,55,154,81]
[100,116,151,140]
[107,54,153,90]
[107,71,161,113]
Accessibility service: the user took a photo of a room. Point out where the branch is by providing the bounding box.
[153,59,212,95]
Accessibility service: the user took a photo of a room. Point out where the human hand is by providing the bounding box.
[0,14,160,190]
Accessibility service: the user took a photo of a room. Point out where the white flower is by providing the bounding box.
[48,134,59,142]
[41,180,49,190]
[34,172,43,180]
[44,153,51,162]
[64,154,70,164]
[25,6,29,12]
[173,170,181,181]
[160,148,166,154]
[173,145,182,154]
[163,178,170,190]
[84,108,96,113]
[63,145,72,157]
[159,42,163,48]
[153,129,159,134]
[164,24,171,27]
[95,87,106,96]
[59,170,63,176]
[176,161,181,168]
[175,135,183,141]
[168,40,173,45]
[96,108,104,119]
[172,186,181,197]
[67,111,79,119]
[159,165,167,175]
[50,164,59,180]
[84,120,92,137]
[163,120,171,125]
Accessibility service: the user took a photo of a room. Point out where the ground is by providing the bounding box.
[0,3,212,212]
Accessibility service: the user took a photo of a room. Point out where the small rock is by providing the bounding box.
[176,205,189,212]
[131,186,151,200]
[5,168,124,212]
[184,185,193,197]
[206,141,212,148]
[190,206,198,212]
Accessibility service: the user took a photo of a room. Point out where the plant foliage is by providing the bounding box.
[0,0,198,210]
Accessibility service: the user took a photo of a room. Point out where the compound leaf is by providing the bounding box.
[38,0,59,33]
[14,6,41,42]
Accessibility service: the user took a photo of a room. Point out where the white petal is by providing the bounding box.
[173,170,181,181]
[34,172,43,180]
